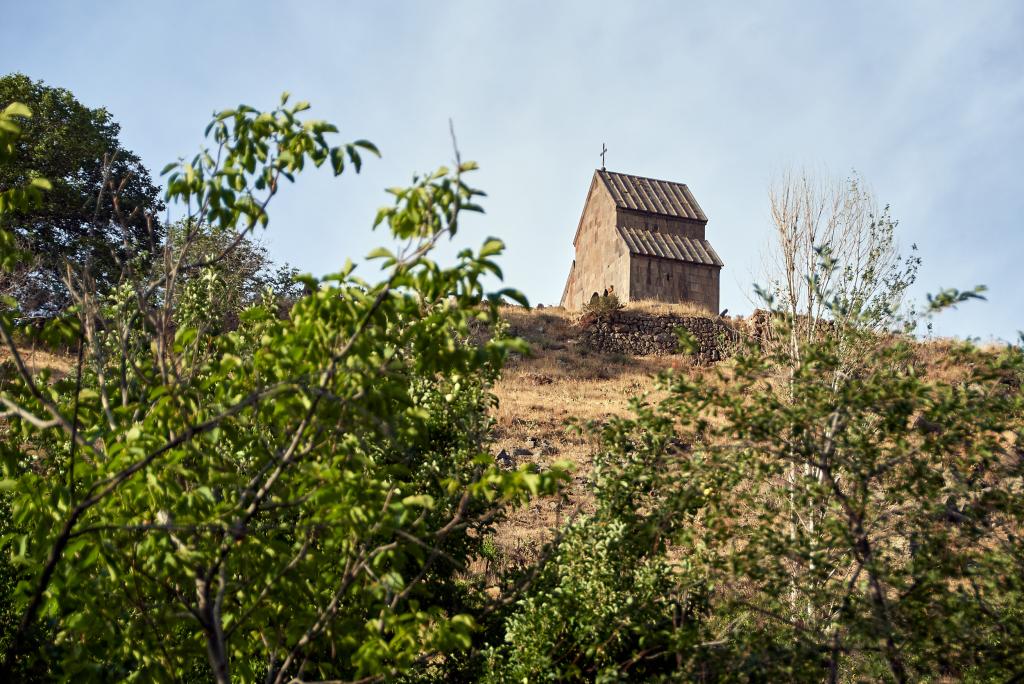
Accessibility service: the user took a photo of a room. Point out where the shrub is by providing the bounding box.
[581,292,623,319]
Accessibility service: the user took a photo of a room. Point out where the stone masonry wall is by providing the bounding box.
[579,309,739,364]
[562,179,629,309]
[628,256,720,313]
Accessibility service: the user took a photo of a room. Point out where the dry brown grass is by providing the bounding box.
[485,305,707,561]
[622,299,720,318]
[0,346,76,378]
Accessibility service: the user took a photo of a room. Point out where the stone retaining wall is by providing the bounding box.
[579,310,739,364]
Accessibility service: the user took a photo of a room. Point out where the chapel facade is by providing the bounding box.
[559,169,723,312]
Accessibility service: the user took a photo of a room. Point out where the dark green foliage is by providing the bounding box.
[0,74,163,315]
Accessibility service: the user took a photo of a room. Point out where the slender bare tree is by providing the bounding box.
[763,167,918,357]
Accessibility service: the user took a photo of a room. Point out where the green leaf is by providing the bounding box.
[2,102,31,118]
[354,139,381,156]
[366,246,393,260]
[401,495,435,509]
[479,237,504,258]
[494,288,529,308]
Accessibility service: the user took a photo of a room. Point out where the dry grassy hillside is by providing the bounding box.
[0,345,75,377]
[482,304,1000,575]
[486,304,718,566]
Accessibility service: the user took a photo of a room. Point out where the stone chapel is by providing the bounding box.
[559,169,723,312]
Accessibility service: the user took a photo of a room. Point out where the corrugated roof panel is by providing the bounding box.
[638,178,666,215]
[618,226,724,267]
[598,170,708,221]
[667,182,697,220]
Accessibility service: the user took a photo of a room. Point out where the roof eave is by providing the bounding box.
[616,206,708,225]
[627,251,724,268]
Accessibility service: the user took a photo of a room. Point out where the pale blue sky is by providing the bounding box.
[3,1,1023,339]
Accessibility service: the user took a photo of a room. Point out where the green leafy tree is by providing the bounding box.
[0,99,55,684]
[0,73,163,315]
[0,95,564,682]
[164,218,306,333]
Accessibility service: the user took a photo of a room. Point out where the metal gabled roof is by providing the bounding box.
[618,226,723,267]
[598,170,707,221]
